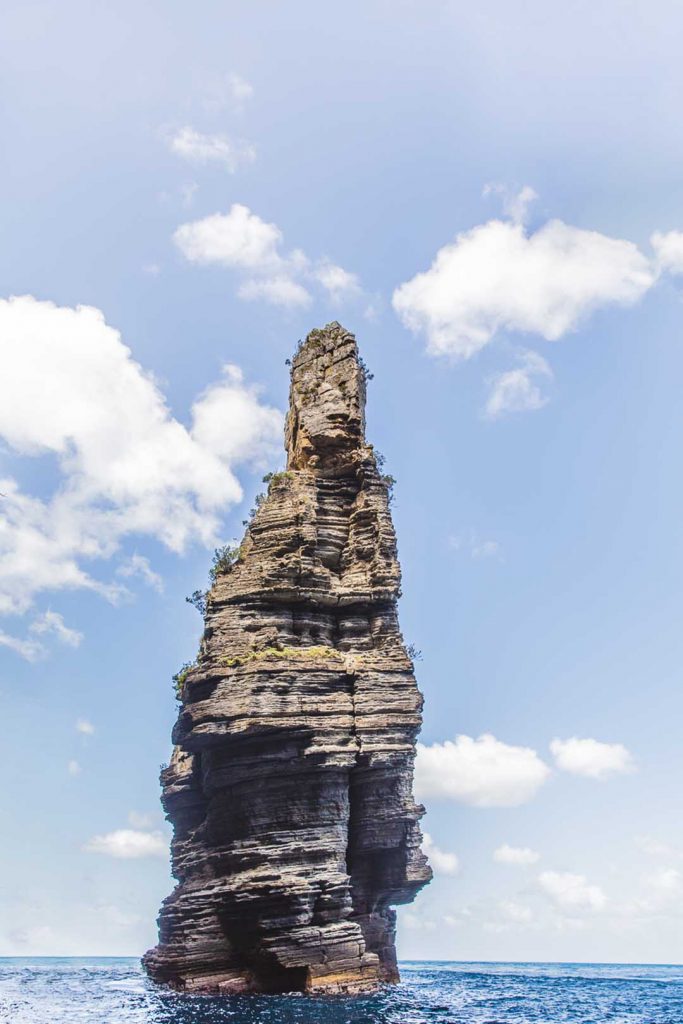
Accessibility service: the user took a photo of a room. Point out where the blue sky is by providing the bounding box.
[2,0,683,963]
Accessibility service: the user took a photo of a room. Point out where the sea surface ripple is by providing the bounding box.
[1,958,682,1024]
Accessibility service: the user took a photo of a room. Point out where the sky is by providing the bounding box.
[1,0,683,964]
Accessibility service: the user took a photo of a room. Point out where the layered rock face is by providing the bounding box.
[144,323,431,995]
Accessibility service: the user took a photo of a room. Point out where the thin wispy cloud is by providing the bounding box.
[202,72,254,112]
[494,844,541,866]
[168,127,256,172]
[484,350,553,420]
[116,555,163,594]
[30,610,83,648]
[448,531,501,559]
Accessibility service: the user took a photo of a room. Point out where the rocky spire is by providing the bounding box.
[143,322,431,995]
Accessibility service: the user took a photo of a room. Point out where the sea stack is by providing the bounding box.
[144,323,431,995]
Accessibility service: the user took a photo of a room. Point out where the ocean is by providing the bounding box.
[1,958,682,1023]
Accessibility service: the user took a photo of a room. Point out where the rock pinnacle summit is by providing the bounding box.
[144,322,431,995]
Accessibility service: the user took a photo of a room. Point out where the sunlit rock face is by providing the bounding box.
[143,322,431,995]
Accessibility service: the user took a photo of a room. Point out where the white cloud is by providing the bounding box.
[494,843,540,866]
[415,733,551,807]
[550,737,635,779]
[168,127,255,171]
[84,829,168,859]
[0,629,44,661]
[651,230,683,274]
[422,832,460,875]
[485,350,553,419]
[238,275,312,308]
[483,183,538,225]
[116,554,163,593]
[499,899,534,923]
[174,204,360,309]
[67,760,81,776]
[393,209,655,359]
[313,262,361,301]
[647,867,682,894]
[0,296,282,617]
[538,870,607,912]
[191,364,284,464]
[174,205,283,270]
[76,718,95,736]
[30,610,82,647]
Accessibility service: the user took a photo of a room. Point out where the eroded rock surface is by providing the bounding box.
[143,323,431,995]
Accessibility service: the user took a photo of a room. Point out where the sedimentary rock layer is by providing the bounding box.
[144,322,431,995]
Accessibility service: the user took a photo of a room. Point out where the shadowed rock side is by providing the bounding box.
[143,323,432,995]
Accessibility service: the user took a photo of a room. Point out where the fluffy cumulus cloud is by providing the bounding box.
[550,737,635,779]
[393,213,654,359]
[0,296,282,626]
[76,718,95,735]
[422,832,460,876]
[84,829,168,859]
[538,870,607,913]
[174,204,361,308]
[494,843,541,866]
[168,127,255,171]
[484,350,553,419]
[415,733,551,807]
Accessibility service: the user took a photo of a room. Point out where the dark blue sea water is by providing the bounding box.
[1,958,682,1024]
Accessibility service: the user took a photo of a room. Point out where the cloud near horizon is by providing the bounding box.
[538,870,607,913]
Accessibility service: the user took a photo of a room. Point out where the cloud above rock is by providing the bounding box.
[174,203,361,308]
